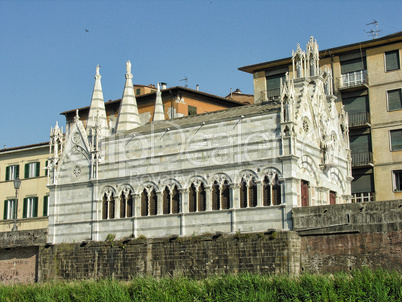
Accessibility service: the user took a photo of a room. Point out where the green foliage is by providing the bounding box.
[0,269,401,301]
[105,234,116,243]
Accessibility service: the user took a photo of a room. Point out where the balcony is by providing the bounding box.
[351,152,373,167]
[348,112,371,128]
[351,192,375,203]
[338,70,368,91]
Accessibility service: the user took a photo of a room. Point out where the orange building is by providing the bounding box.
[61,84,244,130]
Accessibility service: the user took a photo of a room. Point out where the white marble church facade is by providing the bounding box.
[47,38,352,244]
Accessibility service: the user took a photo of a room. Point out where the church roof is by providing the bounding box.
[124,101,281,135]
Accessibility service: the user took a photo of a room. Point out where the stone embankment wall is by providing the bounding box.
[292,199,402,274]
[1,200,401,283]
[38,231,301,281]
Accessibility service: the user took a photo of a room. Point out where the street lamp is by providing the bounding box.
[12,177,21,232]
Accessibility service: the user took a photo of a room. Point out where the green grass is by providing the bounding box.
[0,269,401,302]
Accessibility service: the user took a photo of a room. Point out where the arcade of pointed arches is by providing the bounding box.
[100,169,284,220]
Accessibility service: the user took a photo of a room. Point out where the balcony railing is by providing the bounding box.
[348,112,371,128]
[351,192,375,203]
[338,70,368,90]
[351,152,373,167]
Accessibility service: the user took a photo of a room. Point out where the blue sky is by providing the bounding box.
[1,0,401,148]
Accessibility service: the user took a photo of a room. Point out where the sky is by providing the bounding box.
[1,0,401,149]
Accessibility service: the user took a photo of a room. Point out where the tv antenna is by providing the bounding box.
[180,77,188,87]
[365,19,381,39]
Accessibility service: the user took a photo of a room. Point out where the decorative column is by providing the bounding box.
[205,186,212,211]
[156,191,163,215]
[179,188,189,213]
[255,180,263,207]
[230,183,240,209]
[132,193,141,238]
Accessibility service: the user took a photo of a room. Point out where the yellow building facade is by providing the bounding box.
[239,32,402,202]
[0,143,49,232]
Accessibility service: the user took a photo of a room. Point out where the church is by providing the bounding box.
[47,37,352,244]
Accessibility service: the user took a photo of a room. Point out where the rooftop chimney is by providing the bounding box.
[161,82,167,90]
[196,84,199,91]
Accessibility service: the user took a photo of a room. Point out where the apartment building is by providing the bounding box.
[0,143,49,232]
[239,32,402,202]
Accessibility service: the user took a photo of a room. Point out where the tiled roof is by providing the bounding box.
[61,86,244,116]
[124,101,281,135]
[0,142,49,153]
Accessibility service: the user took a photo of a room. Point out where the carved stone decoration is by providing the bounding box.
[73,166,81,177]
[72,132,81,144]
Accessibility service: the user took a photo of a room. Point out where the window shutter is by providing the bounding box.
[23,198,28,218]
[386,50,400,71]
[391,129,402,151]
[33,197,38,217]
[341,58,366,74]
[388,89,402,111]
[343,96,368,114]
[45,161,48,176]
[43,196,48,217]
[3,201,8,220]
[35,162,40,177]
[5,167,9,181]
[15,165,19,179]
[25,163,29,178]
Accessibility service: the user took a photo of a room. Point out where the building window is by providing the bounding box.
[390,129,402,151]
[387,89,402,111]
[136,88,141,95]
[43,196,49,217]
[3,199,16,220]
[393,170,402,192]
[25,162,40,178]
[141,187,157,216]
[163,185,180,214]
[239,177,257,208]
[263,175,281,206]
[102,190,115,219]
[120,189,133,218]
[188,105,197,116]
[23,197,38,218]
[385,50,400,72]
[5,165,19,181]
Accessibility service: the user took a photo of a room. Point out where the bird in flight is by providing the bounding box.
[85,29,89,32]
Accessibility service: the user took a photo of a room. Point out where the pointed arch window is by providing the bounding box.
[141,189,148,217]
[189,183,197,213]
[120,189,133,218]
[149,189,157,216]
[240,179,248,208]
[212,181,220,210]
[249,178,257,207]
[163,185,180,215]
[198,183,206,212]
[263,174,281,206]
[102,190,115,219]
[189,181,206,213]
[163,187,170,215]
[221,180,230,209]
[172,186,180,214]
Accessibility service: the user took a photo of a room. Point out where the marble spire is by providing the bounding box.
[153,82,165,121]
[115,60,141,133]
[87,65,108,136]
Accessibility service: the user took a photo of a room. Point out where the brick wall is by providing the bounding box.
[293,200,402,274]
[0,246,38,284]
[38,231,301,281]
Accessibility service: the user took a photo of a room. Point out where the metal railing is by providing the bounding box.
[348,112,371,128]
[351,192,375,203]
[351,152,373,167]
[339,70,368,90]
